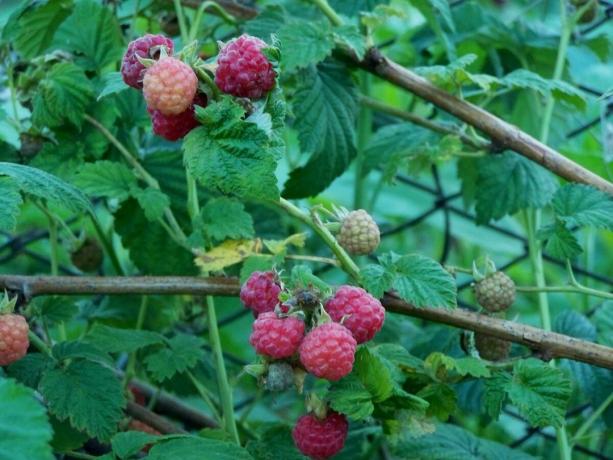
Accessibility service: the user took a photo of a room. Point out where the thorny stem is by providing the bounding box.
[189,0,237,42]
[195,66,221,99]
[530,3,573,458]
[172,0,189,44]
[186,370,222,422]
[516,284,613,300]
[206,295,240,444]
[28,331,52,357]
[360,96,487,150]
[275,198,360,280]
[123,297,148,388]
[35,202,67,341]
[354,74,372,209]
[309,0,343,26]
[571,392,613,447]
[90,213,125,275]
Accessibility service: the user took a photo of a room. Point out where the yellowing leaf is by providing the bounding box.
[194,239,261,272]
[263,232,307,255]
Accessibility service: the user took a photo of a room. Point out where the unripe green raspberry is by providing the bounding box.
[474,271,515,312]
[264,362,294,392]
[338,210,380,255]
[475,332,511,361]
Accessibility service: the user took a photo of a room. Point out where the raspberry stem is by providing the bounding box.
[275,198,360,280]
[309,0,343,26]
[84,115,189,248]
[206,295,240,444]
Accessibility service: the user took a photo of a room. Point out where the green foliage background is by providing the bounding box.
[0,0,612,459]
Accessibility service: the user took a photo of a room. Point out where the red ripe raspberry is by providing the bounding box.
[143,57,198,115]
[325,286,385,344]
[292,412,348,459]
[240,271,281,317]
[121,34,174,89]
[249,312,305,359]
[0,314,29,366]
[215,34,276,99]
[299,323,356,381]
[148,93,207,141]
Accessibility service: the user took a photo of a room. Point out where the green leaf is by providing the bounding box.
[183,97,279,201]
[363,253,456,308]
[277,20,334,72]
[39,360,126,441]
[354,347,395,402]
[506,358,572,428]
[115,199,196,275]
[501,69,586,110]
[74,160,137,200]
[475,152,557,224]
[552,184,613,230]
[329,0,388,16]
[391,254,457,308]
[112,431,162,459]
[539,221,582,259]
[328,374,375,420]
[360,263,394,298]
[333,25,366,60]
[5,0,72,59]
[133,187,170,222]
[98,72,129,99]
[54,0,123,71]
[0,162,92,213]
[52,341,112,364]
[425,352,490,379]
[483,371,511,419]
[147,437,253,460]
[363,123,435,176]
[49,415,89,453]
[202,197,255,242]
[31,296,78,324]
[32,62,94,129]
[6,353,54,389]
[247,425,308,460]
[0,378,54,460]
[0,177,22,231]
[244,5,287,40]
[396,423,536,460]
[284,62,358,198]
[145,334,205,382]
[84,324,165,354]
[417,383,457,420]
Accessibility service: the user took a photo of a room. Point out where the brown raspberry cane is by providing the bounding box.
[249,312,305,359]
[240,271,282,317]
[215,34,276,99]
[325,285,385,344]
[292,411,348,459]
[121,34,174,89]
[299,323,356,381]
[0,314,30,366]
[143,57,198,115]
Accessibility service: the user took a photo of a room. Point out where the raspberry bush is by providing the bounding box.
[0,1,612,460]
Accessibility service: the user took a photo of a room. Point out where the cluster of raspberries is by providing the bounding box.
[120,34,276,141]
[240,271,386,458]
